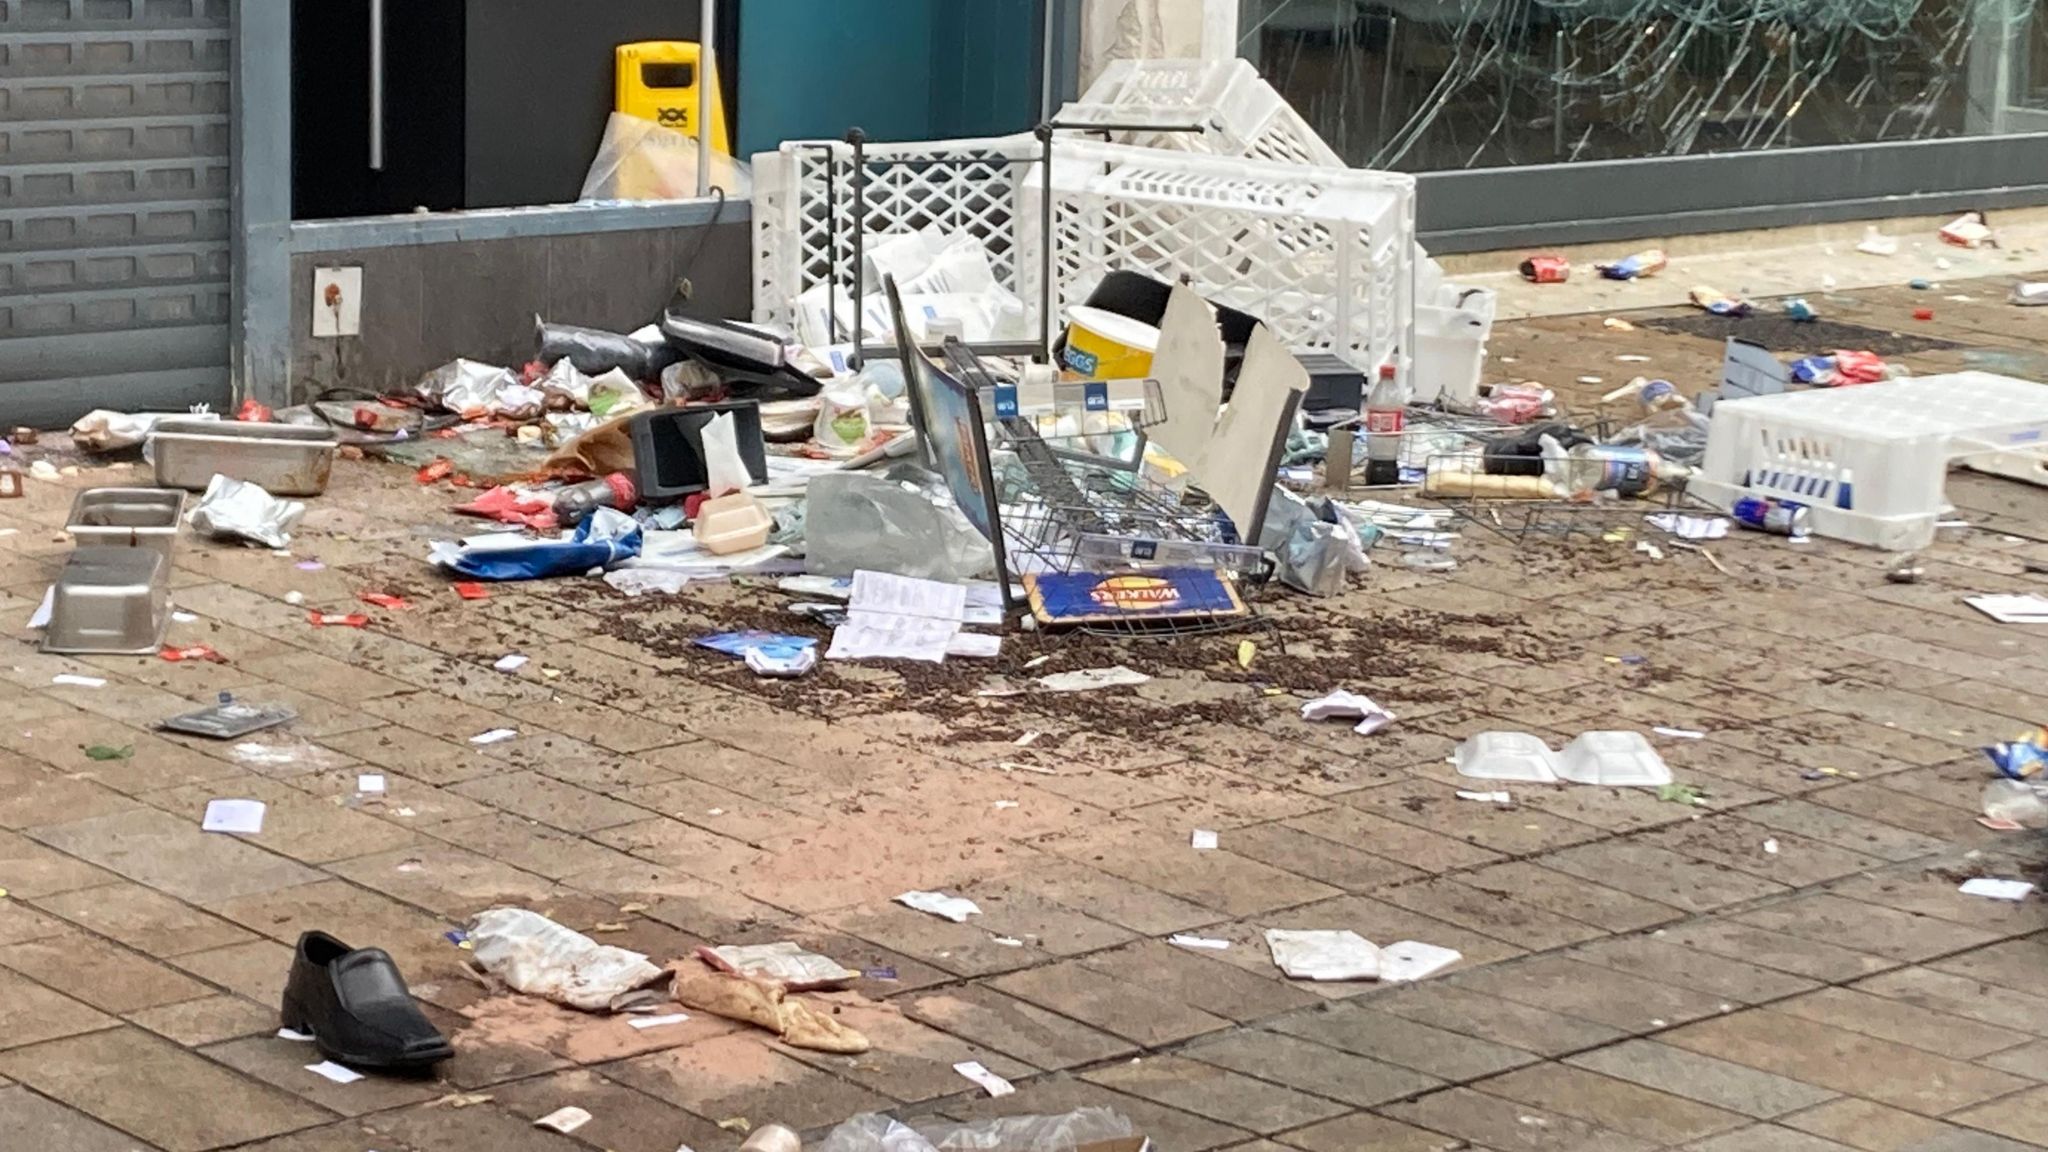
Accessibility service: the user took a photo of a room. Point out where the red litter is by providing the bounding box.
[358,592,413,610]
[235,397,275,423]
[160,645,225,663]
[1913,307,1934,321]
[453,582,491,601]
[308,612,369,628]
[416,459,455,485]
[1519,254,1570,283]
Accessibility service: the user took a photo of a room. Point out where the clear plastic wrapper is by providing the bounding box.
[802,466,995,583]
[578,111,751,201]
[417,359,518,414]
[817,1108,1135,1152]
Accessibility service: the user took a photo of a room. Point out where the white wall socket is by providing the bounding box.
[312,267,363,338]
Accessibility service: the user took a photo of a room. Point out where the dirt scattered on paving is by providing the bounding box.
[1636,311,1961,357]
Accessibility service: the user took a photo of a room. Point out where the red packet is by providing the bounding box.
[453,582,491,601]
[160,645,225,663]
[236,398,275,423]
[359,592,413,610]
[415,459,455,485]
[308,611,369,628]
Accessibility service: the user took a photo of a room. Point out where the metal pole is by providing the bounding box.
[848,128,867,370]
[1037,123,1054,363]
[1040,0,1057,123]
[697,0,715,196]
[368,0,385,170]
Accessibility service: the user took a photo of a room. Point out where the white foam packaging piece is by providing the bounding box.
[1453,730,1671,787]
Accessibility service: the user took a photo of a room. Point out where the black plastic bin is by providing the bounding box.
[627,402,770,503]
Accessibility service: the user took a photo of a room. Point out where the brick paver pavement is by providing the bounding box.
[0,280,2045,1151]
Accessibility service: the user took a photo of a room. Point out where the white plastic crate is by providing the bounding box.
[1963,445,2048,487]
[751,133,1042,333]
[1691,373,2048,550]
[1057,58,1343,167]
[752,134,1417,377]
[1022,139,1417,377]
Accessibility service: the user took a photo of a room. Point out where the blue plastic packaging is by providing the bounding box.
[439,509,642,582]
[1988,728,2048,779]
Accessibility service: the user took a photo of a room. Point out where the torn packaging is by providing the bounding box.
[669,964,869,1053]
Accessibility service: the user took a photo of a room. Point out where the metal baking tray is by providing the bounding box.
[149,419,339,497]
[66,487,186,566]
[41,547,170,655]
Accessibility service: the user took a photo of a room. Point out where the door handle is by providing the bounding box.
[369,0,386,171]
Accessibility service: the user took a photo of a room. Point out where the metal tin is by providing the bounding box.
[66,488,186,566]
[149,420,339,496]
[41,547,169,655]
[1732,495,1812,537]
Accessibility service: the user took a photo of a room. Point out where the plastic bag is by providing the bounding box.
[537,359,593,408]
[579,111,751,201]
[417,359,518,415]
[538,317,680,380]
[1259,488,1350,597]
[812,376,874,458]
[71,409,218,453]
[187,475,306,550]
[817,1109,1135,1152]
[702,411,752,497]
[803,467,994,583]
[429,507,642,582]
[587,369,653,420]
[468,907,666,1012]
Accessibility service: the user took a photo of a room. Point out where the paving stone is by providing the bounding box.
[28,808,322,904]
[202,1033,443,1116]
[1460,861,1685,933]
[1382,1086,1655,1152]
[1827,868,2048,934]
[1634,818,1886,887]
[1565,1039,1838,1118]
[821,902,1056,979]
[1477,1061,1751,1144]
[989,958,1235,1048]
[487,1068,733,1152]
[169,938,297,1008]
[1271,1001,1539,1080]
[1739,799,1951,862]
[1377,876,1612,951]
[1280,806,1505,874]
[940,1071,1251,1151]
[354,1103,587,1152]
[1444,954,1733,1031]
[32,881,254,957]
[902,984,1136,1071]
[1374,983,1624,1056]
[1771,987,2032,1060]
[1809,783,1981,841]
[141,777,419,865]
[326,843,559,917]
[0,895,67,945]
[1082,1055,1350,1134]
[0,966,115,1051]
[0,1084,149,1152]
[0,1027,329,1152]
[1651,920,1899,983]
[1930,939,2048,998]
[605,1033,894,1133]
[0,828,120,897]
[1779,1099,1977,1152]
[1733,894,2004,962]
[1278,1110,1477,1152]
[1978,1038,2048,1080]
[0,927,213,1013]
[314,726,503,786]
[126,993,277,1047]
[1661,1008,2028,1116]
[1039,824,1340,918]
[448,769,651,832]
[958,878,1144,957]
[0,756,139,831]
[1567,935,1819,1004]
[1079,939,1321,1024]
[1222,821,1425,891]
[1685,1125,1865,1152]
[1541,839,1790,913]
[1186,1029,1441,1108]
[1853,967,2048,1035]
[783,997,1035,1104]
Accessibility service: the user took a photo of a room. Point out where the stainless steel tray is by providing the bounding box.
[150,419,339,497]
[42,547,170,655]
[66,487,186,566]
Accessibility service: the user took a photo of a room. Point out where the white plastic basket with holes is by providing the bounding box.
[750,133,1042,334]
[1021,139,1417,377]
[1691,373,2048,550]
[1056,57,1343,167]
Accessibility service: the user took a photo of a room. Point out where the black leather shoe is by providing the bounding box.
[282,931,453,1071]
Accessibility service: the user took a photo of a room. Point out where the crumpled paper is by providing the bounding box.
[468,907,667,1012]
[417,359,518,415]
[1300,690,1396,736]
[187,474,306,549]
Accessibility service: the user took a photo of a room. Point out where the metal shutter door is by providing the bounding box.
[0,0,231,429]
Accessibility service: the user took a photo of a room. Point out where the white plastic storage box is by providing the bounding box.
[1021,139,1417,377]
[1413,286,1496,407]
[1691,372,2048,550]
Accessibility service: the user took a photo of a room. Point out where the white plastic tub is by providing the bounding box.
[1412,286,1495,408]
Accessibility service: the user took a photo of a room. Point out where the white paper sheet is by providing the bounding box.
[953,1061,1016,1098]
[1300,690,1396,735]
[304,1060,362,1084]
[27,585,53,630]
[1264,929,1381,982]
[897,890,981,922]
[1960,878,2035,901]
[1168,934,1230,950]
[1037,665,1151,692]
[1966,595,2048,625]
[1190,829,1219,851]
[628,1012,691,1030]
[469,728,518,745]
[851,569,968,621]
[201,798,266,835]
[828,617,955,663]
[51,674,106,688]
[534,1107,592,1134]
[1378,940,1462,982]
[493,654,529,672]
[946,632,1002,658]
[1646,513,1731,540]
[356,774,387,795]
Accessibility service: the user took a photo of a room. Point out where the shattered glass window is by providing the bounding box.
[1238,0,2043,170]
